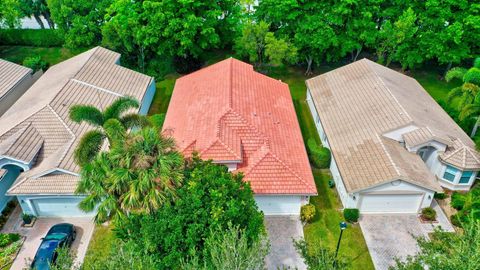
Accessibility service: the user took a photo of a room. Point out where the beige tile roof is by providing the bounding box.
[403,127,450,148]
[306,59,465,192]
[439,139,480,170]
[0,59,32,100]
[0,122,44,164]
[2,47,153,195]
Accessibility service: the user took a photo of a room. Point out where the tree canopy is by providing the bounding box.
[113,157,265,268]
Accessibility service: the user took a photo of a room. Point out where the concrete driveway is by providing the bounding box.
[359,215,427,270]
[2,206,94,269]
[265,216,306,270]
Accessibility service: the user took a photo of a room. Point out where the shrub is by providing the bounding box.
[115,158,265,268]
[23,56,48,72]
[451,192,466,210]
[0,29,64,47]
[343,208,359,223]
[307,138,331,168]
[328,179,335,188]
[421,207,437,221]
[0,233,20,248]
[434,192,447,200]
[451,213,463,227]
[300,204,316,223]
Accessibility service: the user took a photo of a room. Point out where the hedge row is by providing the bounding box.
[0,29,64,47]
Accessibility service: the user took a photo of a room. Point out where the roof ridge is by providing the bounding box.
[378,136,401,176]
[46,105,76,169]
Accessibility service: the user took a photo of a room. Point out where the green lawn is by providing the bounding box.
[82,225,115,268]
[305,170,374,269]
[148,74,179,116]
[0,46,88,66]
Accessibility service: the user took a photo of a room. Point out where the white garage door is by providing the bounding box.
[32,197,93,217]
[359,193,423,213]
[254,196,302,215]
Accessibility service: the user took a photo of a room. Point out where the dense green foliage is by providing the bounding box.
[450,187,480,227]
[19,0,54,29]
[391,219,480,270]
[0,0,22,28]
[343,208,360,223]
[22,55,47,71]
[0,234,20,248]
[446,58,480,139]
[46,0,110,48]
[102,0,242,71]
[301,203,316,223]
[69,96,145,166]
[76,127,184,223]
[295,239,348,270]
[256,0,480,72]
[113,157,264,268]
[0,29,64,46]
[235,20,297,68]
[181,225,269,270]
[307,138,331,168]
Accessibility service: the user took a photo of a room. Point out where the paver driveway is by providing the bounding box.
[2,206,94,269]
[359,215,427,270]
[265,216,306,270]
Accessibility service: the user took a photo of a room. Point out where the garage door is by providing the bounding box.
[254,196,302,215]
[32,197,93,217]
[359,193,423,213]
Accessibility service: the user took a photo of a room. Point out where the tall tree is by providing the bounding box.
[235,20,297,69]
[19,0,53,29]
[446,58,480,137]
[114,157,264,268]
[76,127,184,223]
[0,0,22,28]
[46,0,109,47]
[69,96,145,166]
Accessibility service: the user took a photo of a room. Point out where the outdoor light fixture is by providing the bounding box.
[353,195,356,200]
[428,195,431,200]
[334,221,348,266]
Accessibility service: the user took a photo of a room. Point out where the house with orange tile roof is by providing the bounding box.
[307,59,479,213]
[163,58,317,215]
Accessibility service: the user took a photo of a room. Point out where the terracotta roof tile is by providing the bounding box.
[163,58,316,195]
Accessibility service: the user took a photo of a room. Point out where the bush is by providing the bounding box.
[434,192,447,200]
[300,204,316,223]
[0,29,64,47]
[307,138,331,168]
[343,208,359,223]
[421,207,437,221]
[115,158,265,268]
[451,192,466,210]
[451,213,463,227]
[0,233,20,248]
[23,56,48,72]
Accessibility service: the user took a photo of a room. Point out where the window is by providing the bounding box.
[443,165,458,182]
[459,171,473,184]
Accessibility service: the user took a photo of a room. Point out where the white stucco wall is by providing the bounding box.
[354,180,434,210]
[306,89,330,148]
[436,163,477,191]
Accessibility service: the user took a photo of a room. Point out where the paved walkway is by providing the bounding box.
[359,207,455,270]
[2,206,94,269]
[265,216,306,270]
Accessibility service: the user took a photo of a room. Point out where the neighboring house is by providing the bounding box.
[306,59,480,214]
[0,59,41,117]
[163,58,317,215]
[0,47,155,217]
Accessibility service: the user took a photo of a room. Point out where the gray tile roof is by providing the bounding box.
[3,47,153,195]
[0,59,32,100]
[306,59,471,192]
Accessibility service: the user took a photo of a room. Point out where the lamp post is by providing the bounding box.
[333,221,347,267]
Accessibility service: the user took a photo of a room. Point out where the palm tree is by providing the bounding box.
[69,96,148,167]
[446,58,480,137]
[76,127,184,223]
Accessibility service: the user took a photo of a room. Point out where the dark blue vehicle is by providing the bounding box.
[31,223,76,270]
